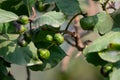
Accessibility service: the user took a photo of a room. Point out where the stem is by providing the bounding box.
[29,7,36,33]
[101,0,109,11]
[47,43,55,49]
[64,12,87,33]
[29,7,37,22]
[26,67,30,80]
[64,13,81,31]
[59,30,74,36]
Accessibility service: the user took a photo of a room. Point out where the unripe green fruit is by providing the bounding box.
[35,1,50,12]
[21,40,28,47]
[100,63,113,77]
[18,15,29,24]
[54,33,64,45]
[80,15,98,30]
[37,49,50,60]
[18,25,27,33]
[17,39,28,47]
[17,34,29,47]
[45,34,53,42]
[38,3,44,11]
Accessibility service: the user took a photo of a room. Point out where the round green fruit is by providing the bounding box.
[18,25,27,33]
[17,39,28,47]
[18,15,29,24]
[100,63,113,77]
[17,34,29,47]
[45,34,53,42]
[35,1,50,12]
[80,15,98,30]
[37,49,50,60]
[54,33,64,45]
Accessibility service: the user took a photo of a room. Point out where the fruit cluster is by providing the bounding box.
[13,15,29,34]
[13,15,30,47]
[37,33,64,60]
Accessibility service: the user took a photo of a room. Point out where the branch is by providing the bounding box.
[107,1,116,10]
[29,7,37,22]
[101,0,110,11]
[74,24,84,51]
[26,67,30,80]
[64,12,86,32]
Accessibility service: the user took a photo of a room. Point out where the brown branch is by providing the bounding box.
[29,7,37,22]
[73,17,85,51]
[107,1,116,10]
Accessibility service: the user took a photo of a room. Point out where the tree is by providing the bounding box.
[0,0,120,80]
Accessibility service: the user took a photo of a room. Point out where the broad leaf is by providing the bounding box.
[0,0,28,15]
[29,42,66,71]
[55,0,81,16]
[0,9,18,23]
[98,50,120,63]
[0,22,16,34]
[94,11,113,35]
[111,8,120,27]
[32,27,57,43]
[110,69,120,80]
[0,34,42,65]
[0,71,15,80]
[86,52,107,66]
[83,28,120,54]
[33,11,65,28]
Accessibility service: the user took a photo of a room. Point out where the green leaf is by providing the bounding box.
[29,42,66,71]
[0,72,15,80]
[98,50,120,63]
[0,34,42,65]
[0,0,28,15]
[86,52,107,66]
[94,11,113,35]
[0,22,16,34]
[55,0,81,16]
[32,28,57,43]
[110,69,120,80]
[83,28,120,54]
[0,9,18,23]
[33,11,65,28]
[111,8,120,27]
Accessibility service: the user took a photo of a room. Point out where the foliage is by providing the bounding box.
[0,0,120,80]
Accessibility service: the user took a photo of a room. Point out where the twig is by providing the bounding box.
[107,1,116,10]
[60,30,75,37]
[73,16,85,51]
[29,7,36,33]
[64,12,86,32]
[101,0,110,11]
[26,67,30,80]
[29,7,37,22]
